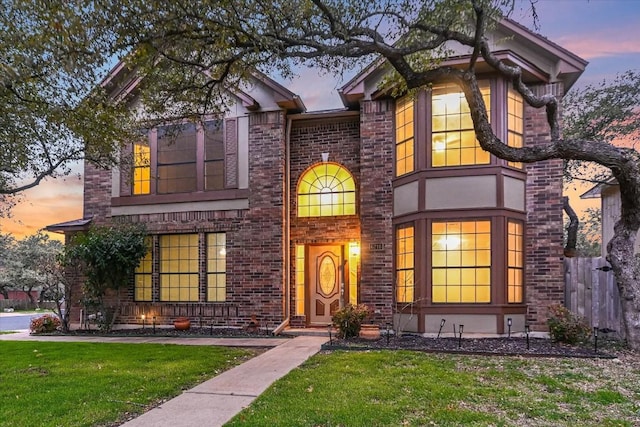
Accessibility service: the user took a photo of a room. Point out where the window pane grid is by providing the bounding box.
[132,143,151,195]
[395,96,415,176]
[432,83,491,167]
[207,233,226,302]
[432,220,491,303]
[134,238,152,301]
[157,123,197,194]
[507,87,524,169]
[160,234,199,302]
[297,163,356,217]
[396,225,415,303]
[507,220,524,303]
[205,121,225,190]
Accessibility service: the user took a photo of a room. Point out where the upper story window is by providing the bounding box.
[133,143,151,195]
[507,87,524,169]
[297,162,356,217]
[395,96,414,177]
[431,82,491,167]
[126,119,231,196]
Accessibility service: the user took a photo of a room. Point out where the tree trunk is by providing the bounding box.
[563,196,579,257]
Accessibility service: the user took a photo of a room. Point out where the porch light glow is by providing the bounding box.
[349,242,360,257]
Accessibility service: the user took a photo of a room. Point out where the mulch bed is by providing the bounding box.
[323,334,622,359]
[43,327,627,358]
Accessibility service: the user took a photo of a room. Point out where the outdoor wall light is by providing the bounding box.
[349,241,360,257]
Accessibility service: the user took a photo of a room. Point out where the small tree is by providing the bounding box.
[68,223,148,331]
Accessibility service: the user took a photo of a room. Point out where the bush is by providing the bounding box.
[30,314,61,334]
[547,304,591,344]
[332,304,370,339]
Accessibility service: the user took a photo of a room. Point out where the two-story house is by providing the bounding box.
[49,19,586,334]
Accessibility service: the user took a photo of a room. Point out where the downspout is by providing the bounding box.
[275,115,293,335]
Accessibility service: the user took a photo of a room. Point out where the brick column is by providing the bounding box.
[359,100,394,324]
[524,83,565,331]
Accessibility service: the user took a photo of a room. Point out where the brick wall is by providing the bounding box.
[358,100,395,324]
[83,162,112,223]
[524,83,565,330]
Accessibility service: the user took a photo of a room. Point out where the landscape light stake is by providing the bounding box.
[152,316,156,334]
[141,314,146,329]
[210,323,214,336]
[458,324,464,348]
[594,326,598,353]
[525,324,530,350]
[328,325,333,346]
[437,318,446,339]
[507,318,512,338]
[385,323,391,346]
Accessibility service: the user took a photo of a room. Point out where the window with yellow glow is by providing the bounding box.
[395,96,414,177]
[396,225,415,303]
[207,233,226,302]
[431,82,491,167]
[295,245,305,315]
[134,238,152,301]
[432,220,491,303]
[133,143,151,195]
[348,242,359,305]
[507,220,524,303]
[297,163,356,217]
[507,87,524,169]
[159,234,199,302]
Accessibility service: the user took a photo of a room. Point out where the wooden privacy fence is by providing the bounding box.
[564,257,624,338]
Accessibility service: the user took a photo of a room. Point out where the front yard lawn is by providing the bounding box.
[0,341,253,427]
[229,350,640,427]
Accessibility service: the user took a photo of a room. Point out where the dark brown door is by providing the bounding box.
[308,245,343,325]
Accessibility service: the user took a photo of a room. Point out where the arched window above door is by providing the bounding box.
[297,162,356,217]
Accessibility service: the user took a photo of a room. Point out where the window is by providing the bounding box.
[507,87,524,169]
[395,96,414,177]
[297,163,356,217]
[159,234,199,302]
[129,119,230,196]
[205,121,225,190]
[431,82,491,167]
[134,238,152,301]
[157,124,198,194]
[396,225,415,303]
[507,220,524,303]
[432,220,491,303]
[133,143,151,195]
[295,245,305,315]
[207,233,226,302]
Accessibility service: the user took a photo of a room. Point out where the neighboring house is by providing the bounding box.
[48,19,586,334]
[581,178,640,257]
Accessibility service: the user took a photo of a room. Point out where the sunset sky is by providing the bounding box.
[2,0,639,240]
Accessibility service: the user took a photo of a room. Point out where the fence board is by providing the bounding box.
[564,257,624,338]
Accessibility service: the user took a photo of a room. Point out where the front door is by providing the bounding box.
[308,245,343,325]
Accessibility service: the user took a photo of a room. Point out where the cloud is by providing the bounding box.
[556,27,640,60]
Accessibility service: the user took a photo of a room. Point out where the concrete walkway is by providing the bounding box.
[1,331,327,426]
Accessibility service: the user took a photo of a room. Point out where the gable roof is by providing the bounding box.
[100,60,306,113]
[339,18,588,108]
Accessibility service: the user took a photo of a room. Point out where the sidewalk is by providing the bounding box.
[1,331,328,426]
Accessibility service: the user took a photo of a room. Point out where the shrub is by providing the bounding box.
[332,304,370,339]
[547,304,591,344]
[30,314,61,334]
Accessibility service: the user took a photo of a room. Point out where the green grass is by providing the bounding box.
[0,341,253,427]
[0,331,18,334]
[228,351,640,427]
